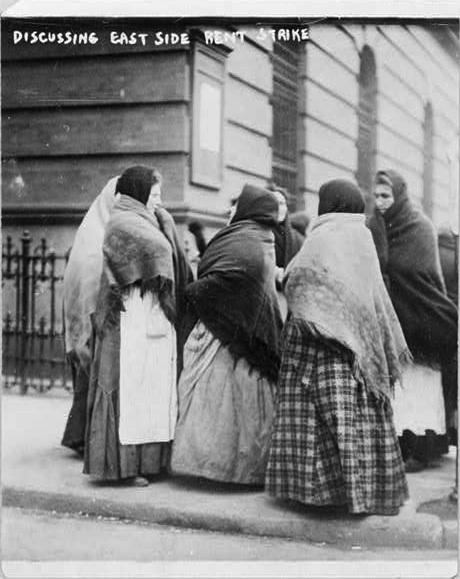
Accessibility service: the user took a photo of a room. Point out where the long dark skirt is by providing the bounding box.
[61,351,90,454]
[83,312,169,481]
[266,318,409,516]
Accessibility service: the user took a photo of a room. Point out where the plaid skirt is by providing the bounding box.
[266,318,409,515]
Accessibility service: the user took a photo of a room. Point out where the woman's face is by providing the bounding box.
[374,184,394,214]
[147,182,162,210]
[273,191,288,223]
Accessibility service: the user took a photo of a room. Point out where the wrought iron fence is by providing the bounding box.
[2,231,72,393]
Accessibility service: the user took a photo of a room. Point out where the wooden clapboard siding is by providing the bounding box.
[304,79,358,138]
[227,40,272,95]
[306,42,358,105]
[226,75,272,136]
[379,66,425,118]
[221,39,272,191]
[185,167,267,216]
[2,52,190,108]
[407,26,458,88]
[433,159,451,189]
[377,94,424,145]
[302,116,357,170]
[225,122,271,177]
[237,25,273,52]
[377,125,424,174]
[3,153,187,208]
[4,103,189,157]
[302,154,355,193]
[310,25,360,73]
[300,26,360,204]
[223,165,268,199]
[2,42,191,218]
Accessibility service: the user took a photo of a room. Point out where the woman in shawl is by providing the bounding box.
[61,176,119,456]
[170,184,283,485]
[266,179,410,516]
[266,183,304,271]
[438,224,458,447]
[368,170,458,472]
[84,165,191,486]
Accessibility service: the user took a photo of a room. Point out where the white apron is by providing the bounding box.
[119,286,177,445]
[392,363,446,437]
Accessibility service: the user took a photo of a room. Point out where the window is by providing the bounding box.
[272,40,300,210]
[357,45,377,202]
[191,41,228,189]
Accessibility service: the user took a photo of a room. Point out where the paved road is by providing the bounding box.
[2,506,457,562]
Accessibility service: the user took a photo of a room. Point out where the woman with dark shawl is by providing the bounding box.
[368,170,458,472]
[170,184,283,485]
[84,165,191,486]
[438,224,458,447]
[266,179,410,516]
[62,176,119,456]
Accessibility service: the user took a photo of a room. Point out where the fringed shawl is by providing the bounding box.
[102,195,176,323]
[368,169,458,366]
[184,184,283,383]
[185,221,282,383]
[63,176,118,363]
[285,212,411,400]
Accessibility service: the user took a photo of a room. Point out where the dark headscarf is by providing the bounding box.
[318,178,365,215]
[116,165,159,205]
[184,184,283,382]
[368,169,458,366]
[231,184,279,226]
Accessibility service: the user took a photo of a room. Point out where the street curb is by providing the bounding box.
[3,486,453,550]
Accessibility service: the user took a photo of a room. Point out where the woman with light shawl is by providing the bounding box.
[368,170,458,472]
[171,184,283,485]
[84,165,191,486]
[62,176,118,455]
[266,179,410,516]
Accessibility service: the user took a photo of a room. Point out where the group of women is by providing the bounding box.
[62,164,457,515]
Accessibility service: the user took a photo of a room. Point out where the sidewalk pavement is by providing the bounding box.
[2,392,458,550]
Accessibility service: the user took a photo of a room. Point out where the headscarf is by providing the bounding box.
[63,176,118,365]
[285,179,411,400]
[115,165,158,205]
[368,169,458,366]
[318,178,366,215]
[184,184,283,383]
[231,183,279,226]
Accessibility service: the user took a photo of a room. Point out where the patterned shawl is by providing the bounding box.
[103,195,176,323]
[285,212,411,400]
